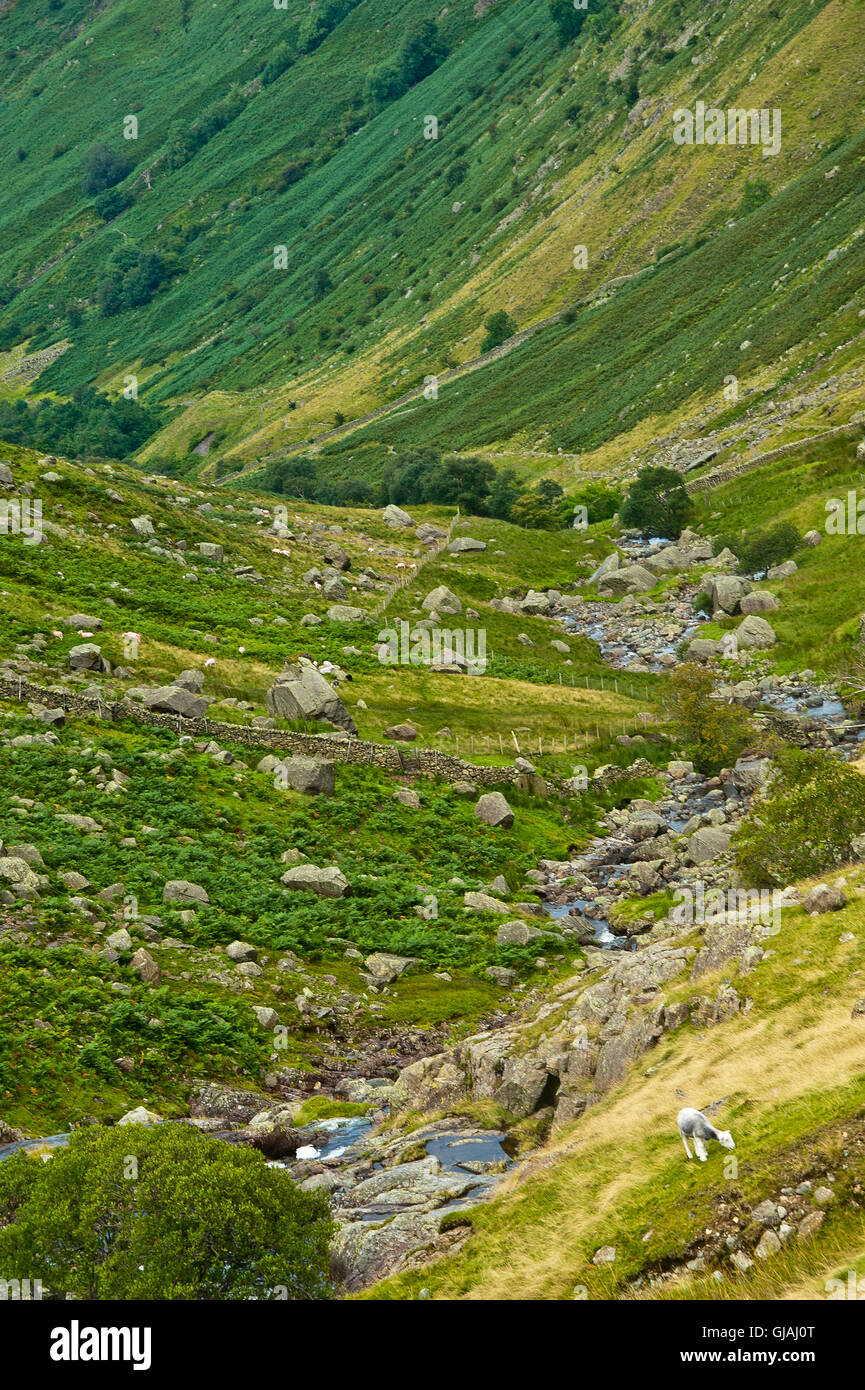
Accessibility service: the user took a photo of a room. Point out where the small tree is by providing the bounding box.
[665,663,755,776]
[619,464,694,539]
[81,144,133,196]
[312,267,333,300]
[0,1124,334,1300]
[487,467,522,520]
[734,748,865,886]
[480,309,516,353]
[549,0,587,47]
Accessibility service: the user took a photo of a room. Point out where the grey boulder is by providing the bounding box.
[266,660,357,735]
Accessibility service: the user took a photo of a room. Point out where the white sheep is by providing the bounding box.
[677,1107,735,1162]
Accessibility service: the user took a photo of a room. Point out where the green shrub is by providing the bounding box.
[0,1124,334,1300]
[664,663,755,775]
[733,521,801,574]
[81,143,133,195]
[480,309,516,353]
[619,465,694,539]
[733,749,865,886]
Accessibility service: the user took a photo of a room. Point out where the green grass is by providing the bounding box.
[692,432,865,674]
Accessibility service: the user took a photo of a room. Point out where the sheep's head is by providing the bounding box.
[717,1130,735,1150]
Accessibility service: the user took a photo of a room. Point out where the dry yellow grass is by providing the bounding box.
[388,891,865,1302]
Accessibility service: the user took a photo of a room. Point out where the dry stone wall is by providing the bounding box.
[0,672,520,787]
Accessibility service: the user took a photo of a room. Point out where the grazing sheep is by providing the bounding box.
[677,1107,735,1162]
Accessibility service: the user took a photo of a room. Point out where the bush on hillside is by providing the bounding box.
[572,482,622,524]
[733,748,865,886]
[96,245,174,317]
[549,0,588,46]
[722,521,801,575]
[480,310,517,354]
[0,1124,334,1300]
[81,144,133,196]
[0,387,162,460]
[363,18,448,108]
[509,479,567,531]
[664,663,755,775]
[619,465,694,538]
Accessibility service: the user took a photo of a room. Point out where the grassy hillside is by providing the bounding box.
[362,872,865,1300]
[1,0,863,487]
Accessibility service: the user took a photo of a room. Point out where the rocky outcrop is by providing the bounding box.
[266,659,358,735]
[144,684,208,718]
[474,792,514,828]
[281,864,350,898]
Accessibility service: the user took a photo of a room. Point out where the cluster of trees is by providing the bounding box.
[733,748,865,886]
[260,455,375,507]
[364,19,448,108]
[549,0,623,47]
[0,387,162,460]
[261,446,621,532]
[665,662,755,776]
[96,244,174,317]
[480,310,517,354]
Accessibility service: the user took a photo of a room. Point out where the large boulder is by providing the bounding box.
[68,643,110,673]
[448,537,486,553]
[175,669,205,692]
[64,613,103,631]
[277,757,335,795]
[188,1082,270,1124]
[474,792,514,828]
[600,564,656,595]
[416,522,447,544]
[383,722,417,742]
[163,879,209,905]
[327,604,366,622]
[686,826,732,865]
[421,585,461,615]
[382,504,414,528]
[362,952,420,985]
[494,1056,550,1119]
[688,637,720,662]
[130,948,159,984]
[735,615,776,649]
[117,1106,162,1126]
[588,553,620,585]
[707,574,750,615]
[740,590,779,615]
[643,547,686,574]
[281,864,350,898]
[0,856,40,899]
[495,920,542,945]
[520,590,551,615]
[266,659,358,735]
[802,883,846,914]
[144,684,208,718]
[731,756,772,795]
[391,1052,468,1112]
[766,560,797,580]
